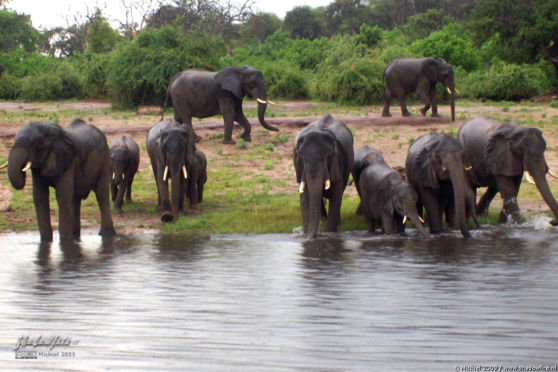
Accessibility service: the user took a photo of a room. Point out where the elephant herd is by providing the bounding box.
[2,61,557,242]
[295,115,558,239]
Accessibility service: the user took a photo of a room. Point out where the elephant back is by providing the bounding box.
[66,119,108,164]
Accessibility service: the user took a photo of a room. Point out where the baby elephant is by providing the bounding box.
[354,145,428,238]
[110,135,140,212]
[187,149,207,208]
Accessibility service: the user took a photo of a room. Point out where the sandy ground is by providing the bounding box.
[1,100,558,233]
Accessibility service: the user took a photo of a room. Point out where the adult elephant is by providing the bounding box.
[110,135,140,212]
[147,119,196,223]
[458,116,558,225]
[406,132,470,238]
[293,114,354,239]
[355,146,428,238]
[382,58,456,121]
[4,120,116,242]
[162,66,278,145]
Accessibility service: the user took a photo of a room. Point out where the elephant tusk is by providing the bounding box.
[447,87,452,94]
[465,166,472,171]
[325,179,331,190]
[403,215,407,224]
[0,161,7,169]
[442,167,448,173]
[163,166,169,182]
[122,174,125,180]
[256,98,267,104]
[266,100,275,105]
[419,216,425,224]
[299,181,305,194]
[183,166,188,179]
[112,172,116,180]
[548,170,558,179]
[525,172,535,185]
[455,87,461,94]
[22,162,32,172]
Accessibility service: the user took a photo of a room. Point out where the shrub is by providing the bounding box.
[0,73,22,99]
[261,60,309,99]
[461,62,551,101]
[20,62,84,101]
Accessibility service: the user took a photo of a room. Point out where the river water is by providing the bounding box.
[1,225,557,371]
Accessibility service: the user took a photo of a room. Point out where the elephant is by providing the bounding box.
[458,116,558,225]
[293,114,354,239]
[187,149,207,208]
[4,119,116,242]
[146,119,197,223]
[405,132,470,238]
[354,145,428,238]
[382,58,456,121]
[161,65,278,145]
[109,135,140,212]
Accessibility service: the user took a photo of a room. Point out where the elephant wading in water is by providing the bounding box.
[162,66,278,145]
[4,120,116,242]
[110,135,140,212]
[147,120,199,223]
[382,58,456,121]
[353,145,428,238]
[458,116,558,225]
[294,115,354,239]
[406,132,470,238]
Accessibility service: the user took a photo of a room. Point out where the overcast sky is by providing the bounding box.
[8,0,328,29]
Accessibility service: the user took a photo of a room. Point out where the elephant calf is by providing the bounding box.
[294,114,354,239]
[5,120,116,242]
[187,149,207,208]
[110,135,140,212]
[354,146,428,238]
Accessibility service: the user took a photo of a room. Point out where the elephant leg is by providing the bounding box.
[220,99,236,145]
[417,81,431,116]
[33,181,53,242]
[72,196,81,239]
[111,180,117,202]
[55,171,75,241]
[382,88,392,117]
[476,186,498,216]
[497,176,522,224]
[126,173,134,202]
[429,84,439,117]
[234,108,252,142]
[325,189,342,232]
[397,94,412,117]
[95,169,116,237]
[420,187,443,234]
[157,163,171,211]
[182,116,201,143]
[179,177,187,212]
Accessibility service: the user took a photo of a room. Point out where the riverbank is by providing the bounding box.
[1,99,558,236]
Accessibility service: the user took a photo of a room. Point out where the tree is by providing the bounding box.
[239,12,281,48]
[283,6,325,40]
[115,0,157,39]
[403,9,453,41]
[0,9,38,52]
[324,0,370,36]
[471,0,558,80]
[88,12,124,53]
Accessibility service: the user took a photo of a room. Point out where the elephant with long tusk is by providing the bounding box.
[161,65,279,145]
[293,115,354,239]
[458,116,558,225]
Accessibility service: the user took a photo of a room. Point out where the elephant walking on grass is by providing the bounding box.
[294,115,354,239]
[458,116,558,225]
[382,58,456,121]
[406,132,470,238]
[147,120,201,223]
[162,66,278,145]
[110,135,140,212]
[353,145,428,237]
[4,120,116,242]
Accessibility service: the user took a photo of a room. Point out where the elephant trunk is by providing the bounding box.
[448,161,470,238]
[113,174,126,210]
[306,173,324,239]
[257,100,279,132]
[407,210,429,238]
[8,146,28,190]
[450,90,455,122]
[530,166,558,222]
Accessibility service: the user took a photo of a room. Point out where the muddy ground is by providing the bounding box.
[1,100,558,234]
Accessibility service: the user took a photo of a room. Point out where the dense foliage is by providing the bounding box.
[0,0,557,106]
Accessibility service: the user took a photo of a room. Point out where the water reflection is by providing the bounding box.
[1,226,557,370]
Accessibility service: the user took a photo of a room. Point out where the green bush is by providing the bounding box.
[107,26,226,108]
[261,60,309,99]
[462,62,551,101]
[0,73,22,99]
[20,62,84,101]
[80,52,111,98]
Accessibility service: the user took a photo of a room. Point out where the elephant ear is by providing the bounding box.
[322,128,342,182]
[215,66,244,100]
[484,126,523,176]
[415,145,439,189]
[421,58,439,83]
[41,128,76,178]
[294,134,305,183]
[377,185,394,215]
